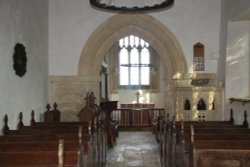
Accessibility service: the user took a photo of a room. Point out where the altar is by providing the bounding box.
[120,103,155,109]
[111,103,163,128]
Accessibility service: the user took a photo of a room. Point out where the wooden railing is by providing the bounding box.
[112,108,165,127]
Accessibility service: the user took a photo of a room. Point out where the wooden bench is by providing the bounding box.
[190,131,250,167]
[157,109,250,167]
[0,140,79,152]
[158,117,237,166]
[2,117,104,167]
[0,138,82,167]
[0,92,108,167]
[1,117,85,166]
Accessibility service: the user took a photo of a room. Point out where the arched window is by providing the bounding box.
[193,43,205,71]
[119,35,151,87]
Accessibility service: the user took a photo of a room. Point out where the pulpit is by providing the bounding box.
[175,74,223,121]
[100,101,118,147]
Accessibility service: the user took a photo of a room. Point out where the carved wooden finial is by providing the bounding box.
[44,104,54,122]
[17,112,24,130]
[30,110,35,126]
[84,92,90,100]
[46,103,51,111]
[89,91,96,99]
[58,139,64,167]
[53,103,58,109]
[229,109,234,124]
[4,114,8,123]
[52,103,60,122]
[2,114,10,135]
[243,110,248,127]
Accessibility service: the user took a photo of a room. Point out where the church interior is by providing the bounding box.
[0,0,250,166]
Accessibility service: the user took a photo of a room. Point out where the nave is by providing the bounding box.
[106,131,160,167]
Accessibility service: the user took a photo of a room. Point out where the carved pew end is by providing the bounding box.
[243,110,249,128]
[30,110,36,126]
[2,114,10,135]
[17,112,24,130]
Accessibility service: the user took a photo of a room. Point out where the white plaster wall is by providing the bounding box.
[0,0,48,133]
[221,0,250,125]
[49,0,221,76]
[220,0,250,82]
[225,22,250,125]
[49,0,113,75]
[226,21,250,98]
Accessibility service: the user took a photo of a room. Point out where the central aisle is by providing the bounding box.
[106,131,160,167]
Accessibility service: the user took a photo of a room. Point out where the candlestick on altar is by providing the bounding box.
[135,91,140,103]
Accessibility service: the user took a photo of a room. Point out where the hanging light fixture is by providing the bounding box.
[89,0,174,12]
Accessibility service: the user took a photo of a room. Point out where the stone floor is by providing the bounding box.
[106,131,160,167]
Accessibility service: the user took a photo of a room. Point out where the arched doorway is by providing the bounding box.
[78,13,187,116]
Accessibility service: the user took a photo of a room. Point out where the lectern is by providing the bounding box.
[100,101,118,147]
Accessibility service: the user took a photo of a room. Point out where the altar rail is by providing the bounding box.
[112,108,165,127]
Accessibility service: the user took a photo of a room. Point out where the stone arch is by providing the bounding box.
[78,13,187,115]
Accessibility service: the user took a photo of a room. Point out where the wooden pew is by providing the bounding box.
[44,103,61,123]
[0,135,83,167]
[158,118,236,167]
[0,141,79,152]
[0,132,91,167]
[182,126,250,167]
[0,151,78,167]
[0,134,89,142]
[2,116,102,167]
[0,92,107,167]
[190,131,250,167]
[23,119,105,158]
[158,109,250,167]
[182,125,250,166]
[0,139,81,167]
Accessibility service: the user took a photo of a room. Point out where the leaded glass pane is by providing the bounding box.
[141,67,150,85]
[130,48,139,64]
[129,35,134,47]
[141,48,150,64]
[130,67,139,85]
[118,35,151,87]
[120,67,129,85]
[119,48,128,65]
[134,36,139,47]
[124,36,129,47]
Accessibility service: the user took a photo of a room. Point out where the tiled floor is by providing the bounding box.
[106,131,160,167]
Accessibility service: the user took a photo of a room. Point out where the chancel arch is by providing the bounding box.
[78,12,187,116]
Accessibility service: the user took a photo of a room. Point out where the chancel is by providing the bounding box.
[0,0,250,167]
